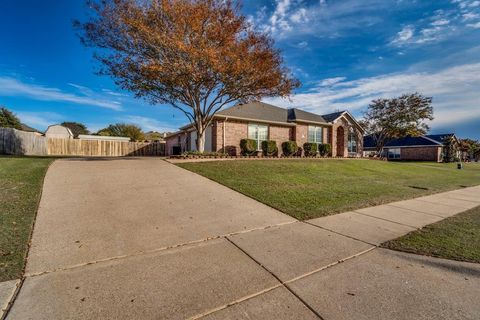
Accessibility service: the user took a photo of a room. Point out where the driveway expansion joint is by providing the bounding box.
[352,210,419,229]
[384,204,447,218]
[222,237,326,320]
[302,220,378,247]
[24,220,299,278]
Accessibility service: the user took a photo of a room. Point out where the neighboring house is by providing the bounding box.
[20,123,43,136]
[363,133,458,162]
[44,125,74,139]
[78,134,131,142]
[144,131,169,142]
[165,101,364,156]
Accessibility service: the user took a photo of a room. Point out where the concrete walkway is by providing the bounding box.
[3,158,480,319]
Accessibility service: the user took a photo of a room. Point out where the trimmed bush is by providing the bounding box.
[295,146,303,157]
[281,141,298,156]
[318,143,331,157]
[303,143,318,157]
[261,140,278,156]
[240,138,258,156]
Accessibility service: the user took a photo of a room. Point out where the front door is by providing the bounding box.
[336,127,345,157]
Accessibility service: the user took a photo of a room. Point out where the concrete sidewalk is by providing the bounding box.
[4,159,480,319]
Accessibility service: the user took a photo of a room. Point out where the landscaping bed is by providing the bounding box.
[0,156,54,281]
[382,205,480,263]
[178,160,480,220]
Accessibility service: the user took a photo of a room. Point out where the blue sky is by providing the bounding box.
[1,0,479,138]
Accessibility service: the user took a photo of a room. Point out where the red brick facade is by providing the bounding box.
[165,114,364,157]
[398,146,442,162]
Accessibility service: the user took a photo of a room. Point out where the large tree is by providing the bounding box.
[0,107,22,130]
[76,0,299,152]
[61,121,90,138]
[363,93,434,153]
[459,138,480,161]
[96,123,145,141]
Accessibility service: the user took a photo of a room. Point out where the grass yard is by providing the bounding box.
[382,205,480,263]
[0,156,54,281]
[179,159,480,220]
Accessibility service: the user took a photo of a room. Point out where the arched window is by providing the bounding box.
[347,129,357,153]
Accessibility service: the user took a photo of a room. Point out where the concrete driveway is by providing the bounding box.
[5,158,480,319]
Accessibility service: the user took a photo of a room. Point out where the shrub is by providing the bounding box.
[240,138,258,156]
[281,141,298,156]
[318,143,331,157]
[261,140,278,156]
[295,146,303,157]
[303,143,318,157]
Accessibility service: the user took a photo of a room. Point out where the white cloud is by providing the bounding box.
[431,19,450,26]
[120,115,177,132]
[290,8,309,24]
[0,77,122,111]
[295,41,309,48]
[463,12,479,20]
[467,21,480,28]
[391,25,415,44]
[469,0,480,7]
[266,0,293,34]
[318,77,346,87]
[263,63,480,128]
[258,0,391,38]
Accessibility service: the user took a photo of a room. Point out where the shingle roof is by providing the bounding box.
[384,136,443,147]
[321,111,345,122]
[216,101,328,124]
[363,135,377,149]
[20,123,41,133]
[216,101,289,123]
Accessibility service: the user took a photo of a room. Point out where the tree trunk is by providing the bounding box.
[196,128,205,153]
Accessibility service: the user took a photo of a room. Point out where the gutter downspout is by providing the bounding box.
[223,118,228,154]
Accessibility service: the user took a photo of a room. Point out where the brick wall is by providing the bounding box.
[269,125,293,144]
[211,120,293,155]
[399,146,442,161]
[294,124,309,147]
[165,132,187,155]
[211,119,248,155]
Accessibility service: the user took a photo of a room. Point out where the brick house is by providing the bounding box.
[165,101,364,157]
[363,133,458,162]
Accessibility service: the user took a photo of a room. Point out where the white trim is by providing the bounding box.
[421,136,443,145]
[295,120,332,126]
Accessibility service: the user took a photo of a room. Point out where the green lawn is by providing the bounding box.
[179,159,480,220]
[382,205,480,263]
[0,156,54,281]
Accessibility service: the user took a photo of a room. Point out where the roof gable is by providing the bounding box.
[425,133,456,144]
[321,111,345,122]
[288,108,327,124]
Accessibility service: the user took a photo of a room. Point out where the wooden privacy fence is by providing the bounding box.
[0,128,165,157]
[47,138,165,157]
[0,127,47,155]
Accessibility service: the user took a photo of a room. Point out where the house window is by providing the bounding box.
[308,126,323,144]
[387,148,401,159]
[248,123,268,150]
[347,131,357,153]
